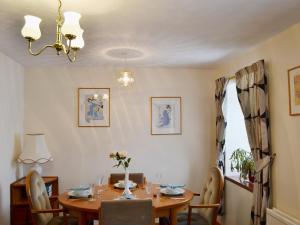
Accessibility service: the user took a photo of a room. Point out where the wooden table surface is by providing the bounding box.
[58,184,193,225]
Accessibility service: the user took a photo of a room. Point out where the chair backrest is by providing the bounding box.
[198,167,224,225]
[108,173,145,185]
[26,170,53,225]
[100,199,153,225]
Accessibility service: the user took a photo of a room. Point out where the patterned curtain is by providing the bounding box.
[235,60,271,225]
[215,77,228,173]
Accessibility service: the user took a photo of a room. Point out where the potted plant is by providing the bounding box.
[230,148,255,183]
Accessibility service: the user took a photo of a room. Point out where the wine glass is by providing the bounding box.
[155,172,163,186]
[155,172,163,201]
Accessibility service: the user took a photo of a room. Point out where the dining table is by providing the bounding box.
[58,184,194,225]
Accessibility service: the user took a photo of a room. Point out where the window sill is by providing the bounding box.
[225,176,253,193]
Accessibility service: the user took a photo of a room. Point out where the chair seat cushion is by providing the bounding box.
[177,212,209,225]
[47,215,78,225]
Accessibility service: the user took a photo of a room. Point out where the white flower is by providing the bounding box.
[118,151,128,158]
[109,152,117,158]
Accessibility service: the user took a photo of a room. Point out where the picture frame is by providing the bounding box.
[288,66,300,116]
[150,97,182,135]
[78,88,110,127]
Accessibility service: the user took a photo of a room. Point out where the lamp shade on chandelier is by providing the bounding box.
[21,0,84,62]
[61,12,82,38]
[21,16,42,40]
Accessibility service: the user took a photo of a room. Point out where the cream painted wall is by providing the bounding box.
[0,52,24,225]
[24,67,216,193]
[216,22,300,221]
[222,181,253,225]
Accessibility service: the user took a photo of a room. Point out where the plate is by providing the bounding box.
[114,182,137,189]
[68,190,90,198]
[68,185,90,191]
[160,187,185,196]
[160,184,185,188]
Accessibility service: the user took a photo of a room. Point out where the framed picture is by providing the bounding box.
[150,97,182,135]
[288,66,300,116]
[78,88,110,127]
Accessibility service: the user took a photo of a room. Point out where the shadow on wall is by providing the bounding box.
[12,133,22,178]
[0,184,2,225]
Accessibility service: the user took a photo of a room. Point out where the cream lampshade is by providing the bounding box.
[21,15,42,40]
[61,11,82,38]
[17,134,53,174]
[67,28,85,49]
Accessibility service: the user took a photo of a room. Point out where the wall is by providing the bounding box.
[24,67,216,192]
[222,181,253,225]
[0,52,24,225]
[216,22,300,222]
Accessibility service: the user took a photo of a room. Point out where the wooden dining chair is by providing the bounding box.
[26,170,78,225]
[100,199,153,225]
[108,173,146,185]
[176,166,224,225]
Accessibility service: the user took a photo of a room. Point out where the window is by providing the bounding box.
[222,79,251,177]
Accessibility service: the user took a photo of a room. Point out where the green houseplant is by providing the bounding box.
[230,148,255,182]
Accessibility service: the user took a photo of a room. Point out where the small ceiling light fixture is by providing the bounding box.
[118,70,135,87]
[21,0,84,62]
[117,52,135,87]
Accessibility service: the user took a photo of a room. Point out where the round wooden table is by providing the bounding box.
[58,184,193,225]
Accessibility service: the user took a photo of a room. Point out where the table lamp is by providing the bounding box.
[17,133,53,174]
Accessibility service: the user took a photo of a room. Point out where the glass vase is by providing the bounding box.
[122,168,133,198]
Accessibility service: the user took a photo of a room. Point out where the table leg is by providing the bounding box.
[170,209,177,225]
[79,212,88,225]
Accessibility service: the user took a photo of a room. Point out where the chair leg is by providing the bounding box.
[187,208,192,225]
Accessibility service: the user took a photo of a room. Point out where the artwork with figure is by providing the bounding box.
[156,104,174,128]
[84,95,104,123]
[151,97,181,135]
[78,88,110,127]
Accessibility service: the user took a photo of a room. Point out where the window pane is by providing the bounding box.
[222,79,251,176]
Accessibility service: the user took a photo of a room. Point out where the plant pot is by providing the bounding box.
[248,172,255,183]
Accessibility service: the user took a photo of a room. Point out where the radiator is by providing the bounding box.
[267,208,300,225]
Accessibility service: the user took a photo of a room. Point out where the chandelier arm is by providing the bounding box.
[66,39,73,54]
[66,49,77,63]
[27,40,54,56]
[61,41,72,55]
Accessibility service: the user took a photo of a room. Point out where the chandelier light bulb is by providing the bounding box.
[21,15,42,40]
[62,11,82,38]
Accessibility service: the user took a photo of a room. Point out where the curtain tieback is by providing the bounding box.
[255,153,276,172]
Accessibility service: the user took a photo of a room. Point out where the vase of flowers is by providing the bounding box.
[109,151,132,198]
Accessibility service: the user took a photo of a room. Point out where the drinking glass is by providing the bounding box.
[96,175,105,195]
[157,172,163,183]
[89,184,96,201]
[145,182,152,199]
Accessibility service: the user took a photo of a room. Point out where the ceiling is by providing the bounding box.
[1,0,300,68]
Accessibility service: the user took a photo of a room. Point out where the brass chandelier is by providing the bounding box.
[21,0,84,62]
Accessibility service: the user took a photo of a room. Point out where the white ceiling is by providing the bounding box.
[1,0,300,68]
